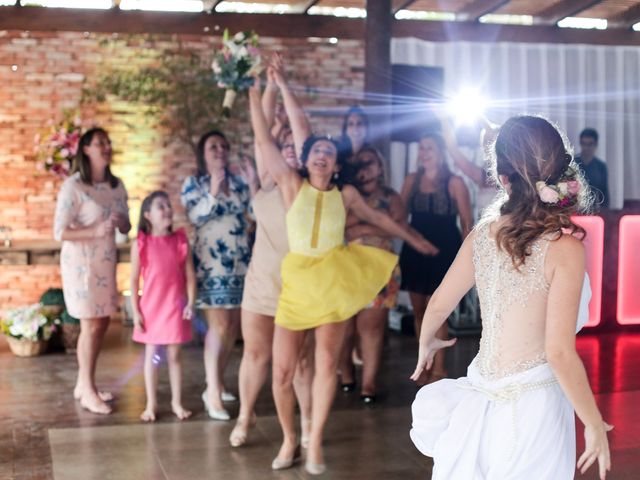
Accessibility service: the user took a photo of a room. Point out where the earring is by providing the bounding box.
[333,171,339,181]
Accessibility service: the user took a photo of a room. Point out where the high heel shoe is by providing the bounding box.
[221,390,237,402]
[229,413,257,447]
[271,444,301,470]
[360,393,377,405]
[305,461,327,476]
[201,392,230,421]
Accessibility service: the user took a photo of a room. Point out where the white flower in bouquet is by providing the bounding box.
[212,29,262,117]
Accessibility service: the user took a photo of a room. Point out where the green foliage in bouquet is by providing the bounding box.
[60,310,80,326]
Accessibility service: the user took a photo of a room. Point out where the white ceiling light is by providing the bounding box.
[557,17,607,30]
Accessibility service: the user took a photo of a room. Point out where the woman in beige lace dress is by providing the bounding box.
[54,128,130,415]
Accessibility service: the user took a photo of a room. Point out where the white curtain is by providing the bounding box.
[390,38,640,209]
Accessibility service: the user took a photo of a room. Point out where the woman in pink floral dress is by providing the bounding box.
[54,128,130,415]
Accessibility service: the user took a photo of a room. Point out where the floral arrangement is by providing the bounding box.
[34,111,82,178]
[536,167,581,207]
[211,29,262,117]
[1,304,58,342]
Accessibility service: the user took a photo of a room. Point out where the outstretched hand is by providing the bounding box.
[578,421,613,480]
[410,336,457,382]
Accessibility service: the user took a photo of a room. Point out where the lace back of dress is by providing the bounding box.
[473,222,551,379]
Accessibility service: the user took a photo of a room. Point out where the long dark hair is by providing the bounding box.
[341,105,369,152]
[73,128,120,188]
[299,135,350,188]
[418,131,451,179]
[483,115,591,266]
[138,191,171,235]
[195,130,230,178]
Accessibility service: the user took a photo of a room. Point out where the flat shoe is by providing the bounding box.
[361,394,377,405]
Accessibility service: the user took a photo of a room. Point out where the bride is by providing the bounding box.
[410,115,612,479]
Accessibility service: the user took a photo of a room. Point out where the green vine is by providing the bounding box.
[82,42,235,155]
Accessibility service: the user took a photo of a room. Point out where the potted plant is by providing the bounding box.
[1,304,58,357]
[60,310,80,354]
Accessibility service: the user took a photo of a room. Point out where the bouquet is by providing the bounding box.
[34,110,82,178]
[211,29,262,117]
[1,304,58,342]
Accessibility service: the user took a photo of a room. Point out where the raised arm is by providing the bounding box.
[271,54,312,158]
[249,80,300,205]
[347,192,406,241]
[544,235,611,479]
[439,114,488,188]
[342,185,437,255]
[410,232,476,380]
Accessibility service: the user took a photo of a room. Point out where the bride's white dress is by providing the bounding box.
[411,222,591,479]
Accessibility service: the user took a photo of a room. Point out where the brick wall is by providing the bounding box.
[0,30,364,309]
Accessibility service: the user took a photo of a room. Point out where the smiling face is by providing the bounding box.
[144,195,173,233]
[82,131,112,173]
[418,136,444,170]
[355,150,382,193]
[204,134,230,174]
[345,113,367,150]
[305,139,339,180]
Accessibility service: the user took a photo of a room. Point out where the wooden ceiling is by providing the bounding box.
[213,0,640,27]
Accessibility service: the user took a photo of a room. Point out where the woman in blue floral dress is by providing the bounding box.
[181,130,252,420]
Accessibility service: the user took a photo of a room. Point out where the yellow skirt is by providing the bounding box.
[275,244,398,331]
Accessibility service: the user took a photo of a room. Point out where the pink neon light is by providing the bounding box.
[572,216,604,327]
[617,215,640,325]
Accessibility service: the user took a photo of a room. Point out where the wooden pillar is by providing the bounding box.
[365,0,392,168]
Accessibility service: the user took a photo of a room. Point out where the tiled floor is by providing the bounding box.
[0,321,638,479]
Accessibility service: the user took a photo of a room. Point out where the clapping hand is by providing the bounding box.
[410,336,457,382]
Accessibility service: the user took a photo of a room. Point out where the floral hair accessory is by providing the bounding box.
[535,166,580,207]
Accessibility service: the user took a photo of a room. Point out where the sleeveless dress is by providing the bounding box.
[53,172,129,319]
[399,170,462,296]
[132,229,193,345]
[241,186,289,316]
[275,180,398,331]
[410,222,589,479]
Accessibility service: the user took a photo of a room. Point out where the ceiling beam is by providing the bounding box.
[536,0,604,25]
[608,4,640,29]
[456,0,511,22]
[3,6,640,46]
[391,0,417,15]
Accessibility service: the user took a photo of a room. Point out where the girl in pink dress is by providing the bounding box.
[130,191,196,422]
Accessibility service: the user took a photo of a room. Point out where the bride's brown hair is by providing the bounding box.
[482,115,592,267]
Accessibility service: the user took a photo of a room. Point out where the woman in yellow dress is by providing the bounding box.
[249,71,437,475]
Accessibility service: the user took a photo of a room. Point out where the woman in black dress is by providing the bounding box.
[399,132,472,381]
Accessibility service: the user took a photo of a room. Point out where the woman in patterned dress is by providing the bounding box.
[54,128,131,415]
[180,130,252,420]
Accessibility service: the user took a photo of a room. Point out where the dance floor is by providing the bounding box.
[0,321,638,479]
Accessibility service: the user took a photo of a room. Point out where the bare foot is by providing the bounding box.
[140,408,156,422]
[80,393,112,415]
[171,403,192,421]
[74,387,114,402]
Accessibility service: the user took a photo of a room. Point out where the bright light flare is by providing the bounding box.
[447,89,488,126]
